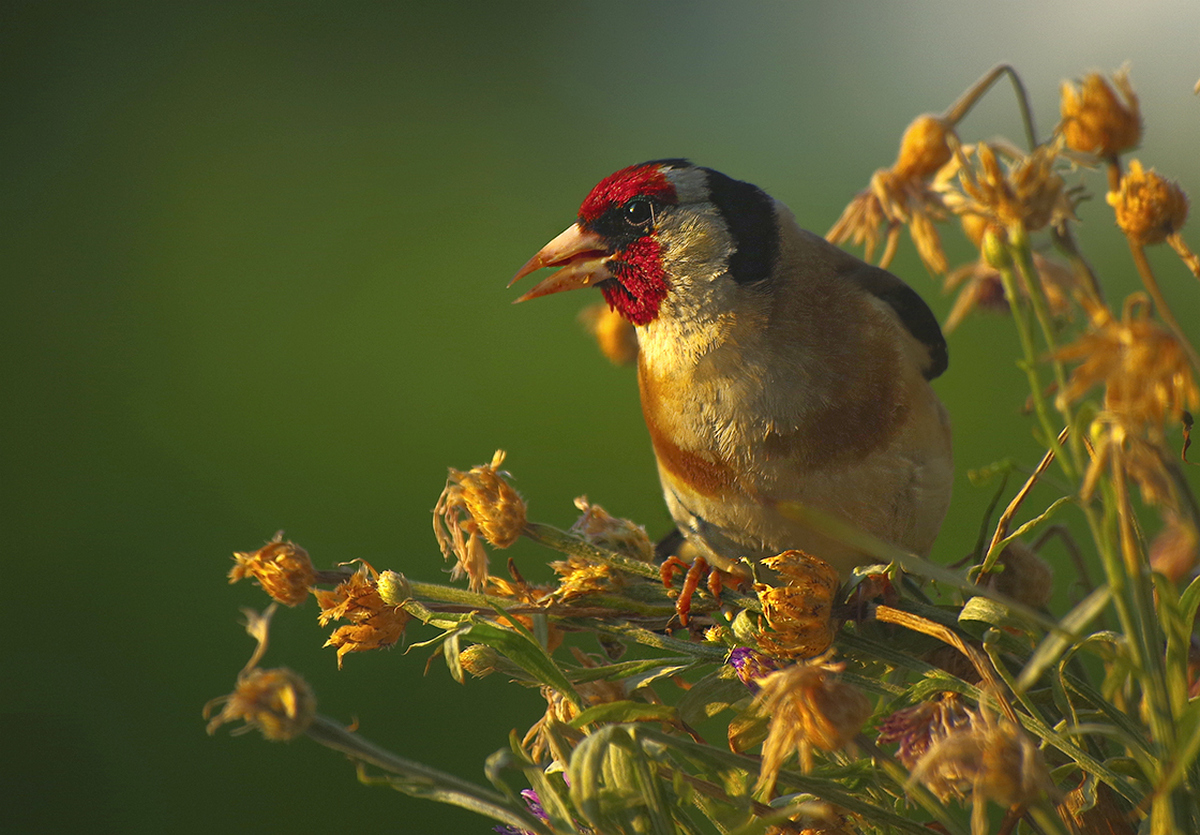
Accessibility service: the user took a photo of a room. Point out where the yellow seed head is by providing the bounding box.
[1060,69,1141,156]
[228,532,316,607]
[433,450,528,591]
[755,551,839,659]
[754,660,871,794]
[893,114,954,180]
[204,666,316,741]
[1108,159,1189,246]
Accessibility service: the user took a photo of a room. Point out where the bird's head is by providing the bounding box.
[510,159,779,327]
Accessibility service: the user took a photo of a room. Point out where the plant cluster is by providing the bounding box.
[207,65,1200,835]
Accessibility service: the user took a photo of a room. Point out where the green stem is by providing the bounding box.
[523,522,663,581]
[995,256,1067,469]
[304,715,553,835]
[1008,227,1081,478]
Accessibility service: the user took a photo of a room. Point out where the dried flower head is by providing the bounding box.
[1082,419,1179,514]
[204,666,315,741]
[877,692,977,770]
[828,114,953,274]
[570,496,654,562]
[433,450,527,591]
[523,686,585,764]
[893,114,955,180]
[909,710,1053,810]
[942,142,1069,232]
[1059,68,1142,157]
[1056,294,1199,433]
[546,555,621,603]
[204,606,316,741]
[314,562,410,668]
[1108,159,1189,246]
[754,551,840,659]
[1150,512,1200,583]
[579,303,639,366]
[943,250,1075,333]
[228,531,316,607]
[753,659,872,794]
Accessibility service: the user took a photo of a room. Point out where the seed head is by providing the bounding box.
[1108,159,1189,246]
[228,531,316,607]
[1060,69,1141,157]
[754,659,872,794]
[893,114,954,180]
[754,551,839,659]
[579,303,639,366]
[433,450,527,591]
[1056,293,1199,433]
[204,666,316,741]
[314,562,410,668]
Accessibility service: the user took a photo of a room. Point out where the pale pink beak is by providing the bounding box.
[509,224,613,303]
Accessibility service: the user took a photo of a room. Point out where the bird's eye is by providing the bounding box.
[623,198,655,228]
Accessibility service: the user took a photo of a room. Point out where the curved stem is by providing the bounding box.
[304,715,552,835]
[942,63,1038,149]
[1129,242,1200,374]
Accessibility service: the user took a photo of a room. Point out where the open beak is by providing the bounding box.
[509,224,613,303]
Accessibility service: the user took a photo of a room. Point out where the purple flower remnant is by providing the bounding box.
[728,647,780,695]
[877,692,977,769]
[494,789,549,835]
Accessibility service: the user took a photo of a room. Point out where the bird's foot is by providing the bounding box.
[660,556,741,627]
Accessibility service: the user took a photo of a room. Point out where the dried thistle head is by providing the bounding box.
[893,114,955,180]
[754,551,840,659]
[314,562,411,668]
[943,250,1075,333]
[909,710,1054,809]
[753,658,872,794]
[944,142,1069,232]
[545,555,621,603]
[204,606,316,741]
[1056,294,1200,433]
[433,450,527,591]
[1059,68,1141,157]
[579,302,639,366]
[877,691,976,771]
[827,114,953,274]
[228,531,316,607]
[1149,512,1199,583]
[570,496,654,562]
[523,686,585,764]
[1108,159,1189,246]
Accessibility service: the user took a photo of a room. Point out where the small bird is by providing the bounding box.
[510,159,953,581]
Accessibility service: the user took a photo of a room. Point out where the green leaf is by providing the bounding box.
[460,617,582,707]
[1016,585,1111,692]
[569,700,679,729]
[569,726,679,835]
[676,669,751,727]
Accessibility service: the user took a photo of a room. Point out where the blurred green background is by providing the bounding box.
[5,2,1199,832]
